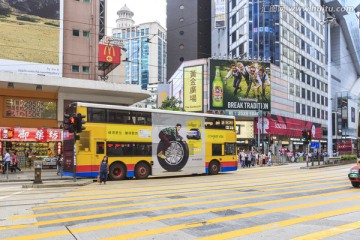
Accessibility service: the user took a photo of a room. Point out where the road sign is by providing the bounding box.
[310,142,320,149]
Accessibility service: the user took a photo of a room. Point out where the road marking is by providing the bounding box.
[10,181,347,220]
[197,204,360,240]
[2,189,357,239]
[291,221,360,240]
[103,195,360,239]
[0,191,24,200]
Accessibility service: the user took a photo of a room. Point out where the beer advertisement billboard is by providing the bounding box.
[0,0,63,77]
[183,65,203,112]
[209,59,271,112]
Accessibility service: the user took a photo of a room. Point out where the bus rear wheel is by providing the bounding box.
[135,162,150,179]
[208,160,220,175]
[109,162,126,180]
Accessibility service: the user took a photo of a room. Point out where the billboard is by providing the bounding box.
[183,65,203,112]
[0,0,63,77]
[254,115,323,139]
[98,44,121,64]
[209,59,271,112]
[152,113,205,176]
[214,0,226,28]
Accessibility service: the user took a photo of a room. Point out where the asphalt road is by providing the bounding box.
[0,163,359,240]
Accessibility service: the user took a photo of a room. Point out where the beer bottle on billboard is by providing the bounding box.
[212,66,223,108]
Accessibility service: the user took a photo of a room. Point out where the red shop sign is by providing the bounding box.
[0,128,63,142]
[254,115,323,139]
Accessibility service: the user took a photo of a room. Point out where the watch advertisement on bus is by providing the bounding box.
[209,59,271,112]
[152,113,205,175]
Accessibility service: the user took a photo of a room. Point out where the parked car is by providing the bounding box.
[348,165,360,188]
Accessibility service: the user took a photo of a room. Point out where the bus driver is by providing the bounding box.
[157,123,186,159]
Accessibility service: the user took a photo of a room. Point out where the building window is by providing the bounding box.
[83,31,90,38]
[312,107,316,117]
[307,90,311,100]
[301,88,305,99]
[82,66,89,73]
[302,104,306,114]
[296,102,300,113]
[307,106,311,116]
[72,29,80,36]
[72,65,80,72]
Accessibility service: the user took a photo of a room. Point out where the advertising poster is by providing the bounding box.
[152,113,205,176]
[183,65,203,112]
[0,0,63,76]
[209,59,271,112]
[214,0,226,28]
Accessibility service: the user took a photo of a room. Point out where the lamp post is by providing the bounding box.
[322,16,336,157]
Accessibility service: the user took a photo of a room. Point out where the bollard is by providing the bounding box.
[33,161,43,184]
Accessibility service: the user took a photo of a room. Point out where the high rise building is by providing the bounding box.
[166,0,211,79]
[112,5,167,90]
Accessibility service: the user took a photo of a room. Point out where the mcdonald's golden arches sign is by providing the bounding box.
[98,44,121,64]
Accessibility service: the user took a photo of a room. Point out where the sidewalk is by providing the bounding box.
[0,168,94,187]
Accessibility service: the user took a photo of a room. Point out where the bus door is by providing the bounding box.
[93,141,106,173]
[223,142,237,168]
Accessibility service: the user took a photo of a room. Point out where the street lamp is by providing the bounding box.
[321,16,336,157]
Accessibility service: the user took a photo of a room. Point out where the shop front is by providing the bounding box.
[254,114,323,157]
[0,127,62,169]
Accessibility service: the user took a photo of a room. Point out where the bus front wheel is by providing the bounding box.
[109,162,126,180]
[135,162,151,179]
[208,160,220,175]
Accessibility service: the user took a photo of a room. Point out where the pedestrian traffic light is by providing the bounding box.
[63,114,76,133]
[301,130,307,141]
[264,136,269,144]
[270,136,274,144]
[76,113,86,133]
[307,130,312,141]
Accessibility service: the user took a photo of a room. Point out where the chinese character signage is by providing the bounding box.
[209,59,271,112]
[183,65,203,112]
[98,44,121,64]
[5,98,57,119]
[0,128,62,142]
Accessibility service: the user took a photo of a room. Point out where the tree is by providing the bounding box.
[159,97,184,111]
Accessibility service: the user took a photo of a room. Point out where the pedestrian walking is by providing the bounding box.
[99,156,109,184]
[2,150,11,174]
[11,151,22,172]
[56,154,62,176]
[267,150,273,166]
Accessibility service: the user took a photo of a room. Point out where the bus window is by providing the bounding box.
[106,142,152,157]
[96,142,105,154]
[88,108,106,122]
[225,143,236,155]
[212,144,222,156]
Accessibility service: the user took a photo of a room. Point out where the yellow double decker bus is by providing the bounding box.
[62,102,237,180]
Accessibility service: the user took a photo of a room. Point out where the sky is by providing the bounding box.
[106,0,167,35]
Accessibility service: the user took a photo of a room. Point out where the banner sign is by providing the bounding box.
[183,65,203,112]
[0,128,63,142]
[98,44,121,64]
[254,115,323,139]
[209,59,271,112]
[214,0,226,28]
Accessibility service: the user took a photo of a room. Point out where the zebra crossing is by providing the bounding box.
[0,163,359,239]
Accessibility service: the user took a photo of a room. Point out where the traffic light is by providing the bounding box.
[306,130,312,141]
[264,136,269,144]
[301,130,307,141]
[76,113,86,133]
[270,136,274,144]
[64,114,77,133]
